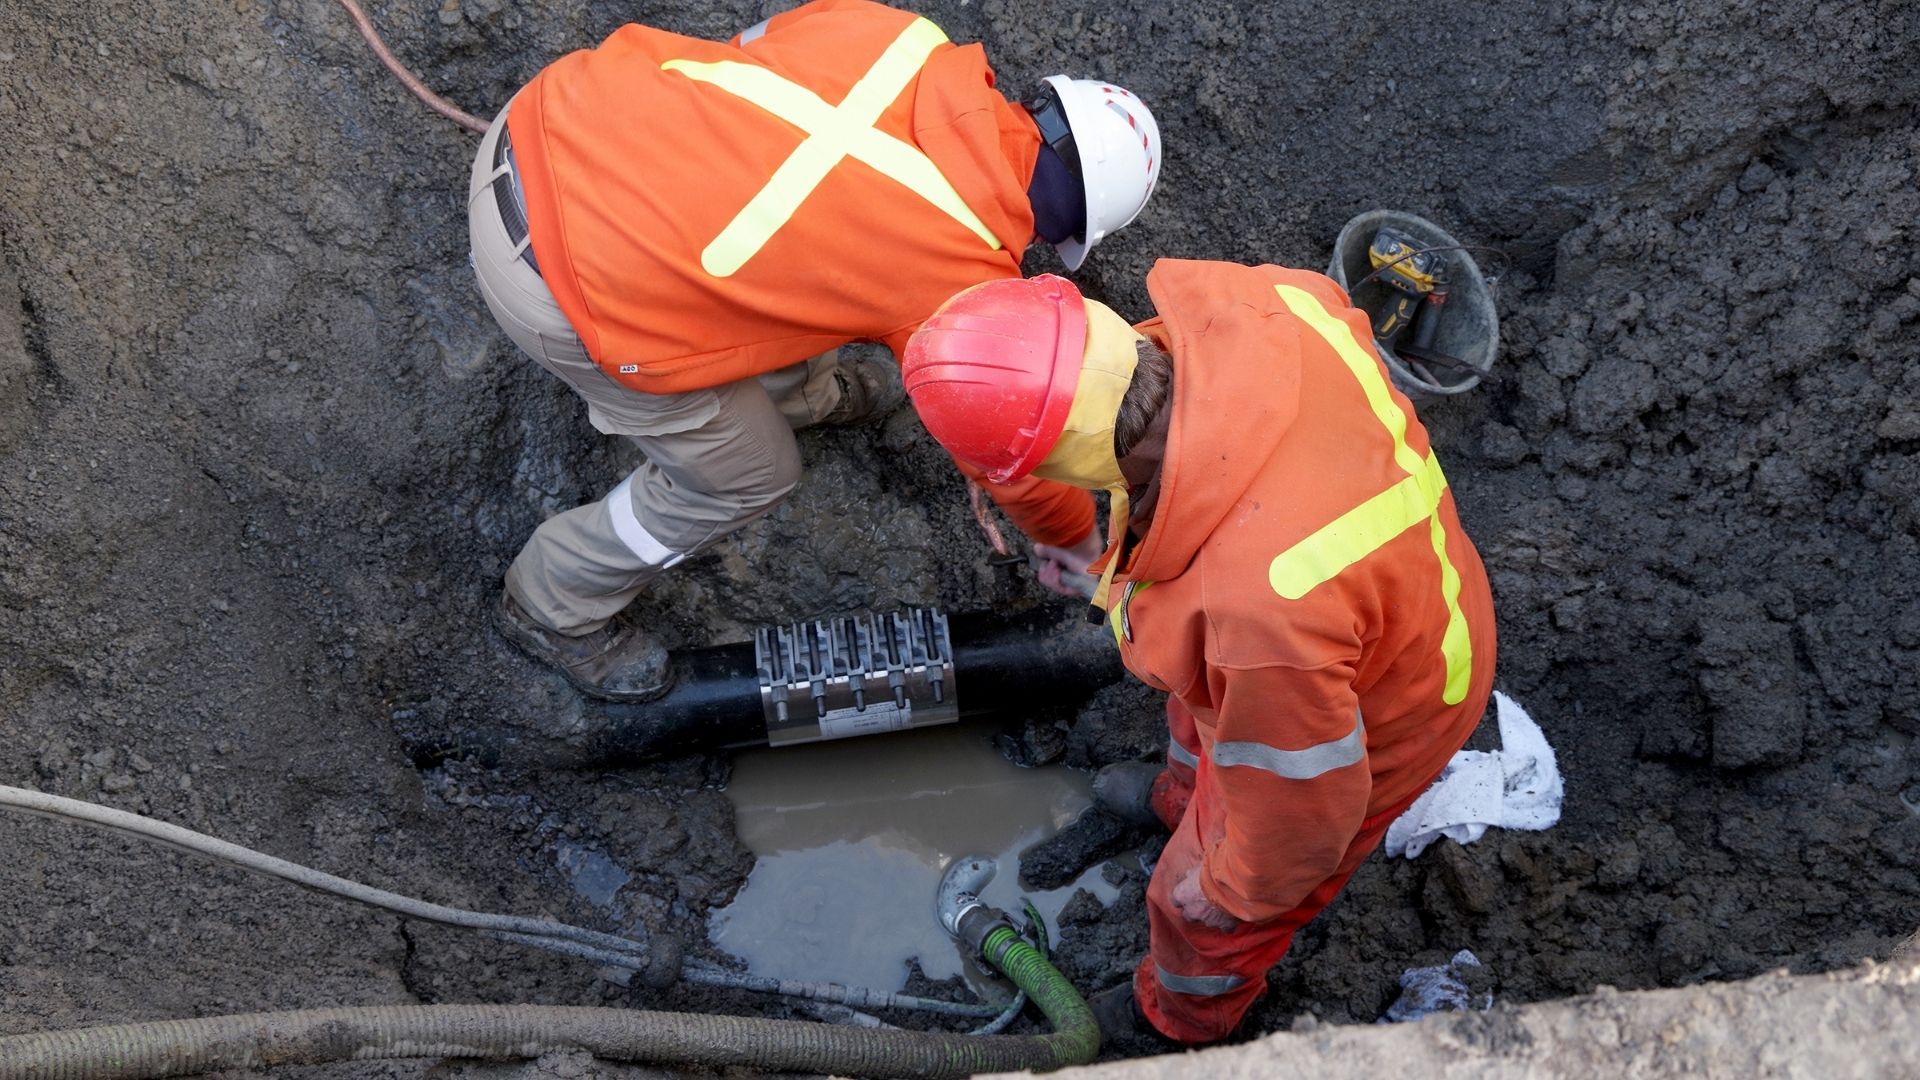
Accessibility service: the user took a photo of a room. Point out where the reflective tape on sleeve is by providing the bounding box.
[1210,707,1364,781]
[1166,738,1200,770]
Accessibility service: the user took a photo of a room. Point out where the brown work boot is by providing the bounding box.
[1092,762,1169,829]
[818,357,904,427]
[493,592,672,703]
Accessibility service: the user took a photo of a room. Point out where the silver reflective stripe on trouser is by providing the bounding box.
[1210,707,1365,780]
[1155,963,1247,997]
[1167,738,1200,770]
[606,474,688,569]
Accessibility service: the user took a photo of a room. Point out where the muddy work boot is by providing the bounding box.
[493,593,672,703]
[1089,982,1177,1055]
[1092,762,1171,829]
[818,357,905,427]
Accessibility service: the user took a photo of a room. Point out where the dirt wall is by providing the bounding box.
[990,957,1920,1080]
[1,0,1916,1071]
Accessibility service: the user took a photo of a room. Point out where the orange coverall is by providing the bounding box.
[1099,260,1498,1042]
[507,0,1089,546]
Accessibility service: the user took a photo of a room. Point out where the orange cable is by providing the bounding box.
[334,0,490,134]
[968,481,1012,557]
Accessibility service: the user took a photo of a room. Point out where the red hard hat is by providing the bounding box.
[902,275,1088,483]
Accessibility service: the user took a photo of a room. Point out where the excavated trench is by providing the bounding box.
[1,0,1917,1076]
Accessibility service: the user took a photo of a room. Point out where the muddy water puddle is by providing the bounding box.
[710,725,1120,992]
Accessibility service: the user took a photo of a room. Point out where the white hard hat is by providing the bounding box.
[1039,75,1161,270]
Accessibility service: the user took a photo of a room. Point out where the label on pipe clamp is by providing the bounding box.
[818,700,913,740]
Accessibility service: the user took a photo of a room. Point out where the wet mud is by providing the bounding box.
[714,725,1115,993]
[1018,807,1147,893]
[1,0,1917,1073]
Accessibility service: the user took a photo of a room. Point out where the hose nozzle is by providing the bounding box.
[937,854,997,939]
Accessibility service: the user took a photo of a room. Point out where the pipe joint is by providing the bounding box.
[757,608,958,747]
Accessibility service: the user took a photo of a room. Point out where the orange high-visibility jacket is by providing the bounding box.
[1102,260,1498,924]
[508,0,1089,546]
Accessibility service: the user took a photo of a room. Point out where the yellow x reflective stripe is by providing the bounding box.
[1268,285,1473,706]
[662,18,1001,278]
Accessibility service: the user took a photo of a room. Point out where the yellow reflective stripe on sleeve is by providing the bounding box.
[1269,284,1473,706]
[662,18,1000,278]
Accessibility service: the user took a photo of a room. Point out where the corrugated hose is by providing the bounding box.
[0,783,1099,1078]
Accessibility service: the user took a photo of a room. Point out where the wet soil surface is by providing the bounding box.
[2,0,1917,1074]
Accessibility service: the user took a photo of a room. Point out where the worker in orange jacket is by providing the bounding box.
[902,261,1498,1045]
[468,0,1161,699]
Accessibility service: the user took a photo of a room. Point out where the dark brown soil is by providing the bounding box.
[1,0,1916,1074]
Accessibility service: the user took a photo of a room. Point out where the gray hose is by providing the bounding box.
[0,784,648,960]
[683,962,1005,1018]
[0,784,1000,1019]
[971,989,1028,1035]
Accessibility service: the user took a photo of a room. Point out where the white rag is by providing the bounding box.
[1383,691,1563,859]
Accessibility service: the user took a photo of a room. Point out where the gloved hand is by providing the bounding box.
[1170,864,1239,931]
[1031,529,1105,599]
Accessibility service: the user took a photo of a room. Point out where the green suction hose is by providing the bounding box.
[0,934,1098,1079]
[979,925,1102,1063]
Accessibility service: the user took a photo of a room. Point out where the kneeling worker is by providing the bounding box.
[468,0,1159,700]
[902,261,1498,1045]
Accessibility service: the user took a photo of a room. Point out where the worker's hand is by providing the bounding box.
[1032,530,1105,599]
[1170,865,1240,932]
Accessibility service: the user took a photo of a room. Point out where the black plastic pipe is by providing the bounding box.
[414,607,1121,769]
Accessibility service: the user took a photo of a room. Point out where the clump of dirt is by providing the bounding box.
[1019,807,1146,892]
[1,0,1916,1071]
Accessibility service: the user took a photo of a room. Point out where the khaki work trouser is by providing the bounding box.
[467,105,844,634]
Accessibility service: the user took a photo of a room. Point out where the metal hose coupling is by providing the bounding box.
[938,854,1015,951]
